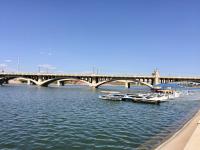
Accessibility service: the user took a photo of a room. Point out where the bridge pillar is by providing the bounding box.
[136,80,140,86]
[152,69,160,85]
[0,78,5,85]
[4,80,8,84]
[38,76,43,85]
[57,81,61,86]
[27,79,31,85]
[57,81,64,86]
[160,79,163,84]
[91,77,98,88]
[163,79,166,84]
[125,81,130,88]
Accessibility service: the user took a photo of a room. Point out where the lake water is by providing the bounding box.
[0,85,200,150]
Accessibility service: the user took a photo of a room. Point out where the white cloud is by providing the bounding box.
[38,64,56,70]
[0,64,7,67]
[4,59,12,63]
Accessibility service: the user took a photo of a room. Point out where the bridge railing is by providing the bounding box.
[0,72,153,78]
[0,72,200,79]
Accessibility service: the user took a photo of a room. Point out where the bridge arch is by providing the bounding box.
[0,76,38,85]
[94,79,153,89]
[38,77,92,87]
[57,78,92,86]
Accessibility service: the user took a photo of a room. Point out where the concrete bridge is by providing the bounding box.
[0,70,200,89]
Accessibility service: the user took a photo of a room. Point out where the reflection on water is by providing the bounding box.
[0,85,200,150]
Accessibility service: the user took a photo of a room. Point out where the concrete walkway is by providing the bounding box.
[155,111,200,150]
[184,120,200,150]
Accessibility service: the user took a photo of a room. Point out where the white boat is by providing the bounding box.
[173,91,181,98]
[123,94,161,104]
[135,97,161,104]
[167,94,175,99]
[157,94,169,101]
[99,94,124,101]
[146,95,167,102]
[99,90,182,104]
[122,94,139,101]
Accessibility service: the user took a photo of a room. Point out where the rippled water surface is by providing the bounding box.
[0,85,200,150]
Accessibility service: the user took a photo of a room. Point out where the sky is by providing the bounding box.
[0,0,199,76]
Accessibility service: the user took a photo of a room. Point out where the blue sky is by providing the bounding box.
[0,0,199,75]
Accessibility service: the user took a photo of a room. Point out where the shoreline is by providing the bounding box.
[155,110,200,150]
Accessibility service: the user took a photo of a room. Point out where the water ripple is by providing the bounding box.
[0,85,200,150]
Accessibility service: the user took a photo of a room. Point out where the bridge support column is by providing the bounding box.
[153,77,160,85]
[4,80,8,84]
[164,79,166,84]
[38,76,43,84]
[57,81,64,86]
[125,81,130,88]
[165,79,168,83]
[91,77,98,88]
[37,76,46,86]
[0,78,5,85]
[136,80,140,86]
[27,79,31,85]
[152,69,160,85]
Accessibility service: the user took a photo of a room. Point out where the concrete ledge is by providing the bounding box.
[184,120,200,150]
[155,111,200,150]
[198,120,200,124]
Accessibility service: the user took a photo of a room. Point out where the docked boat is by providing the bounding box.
[165,91,181,99]
[99,90,181,104]
[173,91,181,98]
[122,94,139,101]
[99,94,124,101]
[123,94,161,104]
[133,97,160,104]
[167,94,175,100]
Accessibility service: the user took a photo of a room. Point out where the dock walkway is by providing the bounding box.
[184,120,200,150]
[155,110,200,150]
